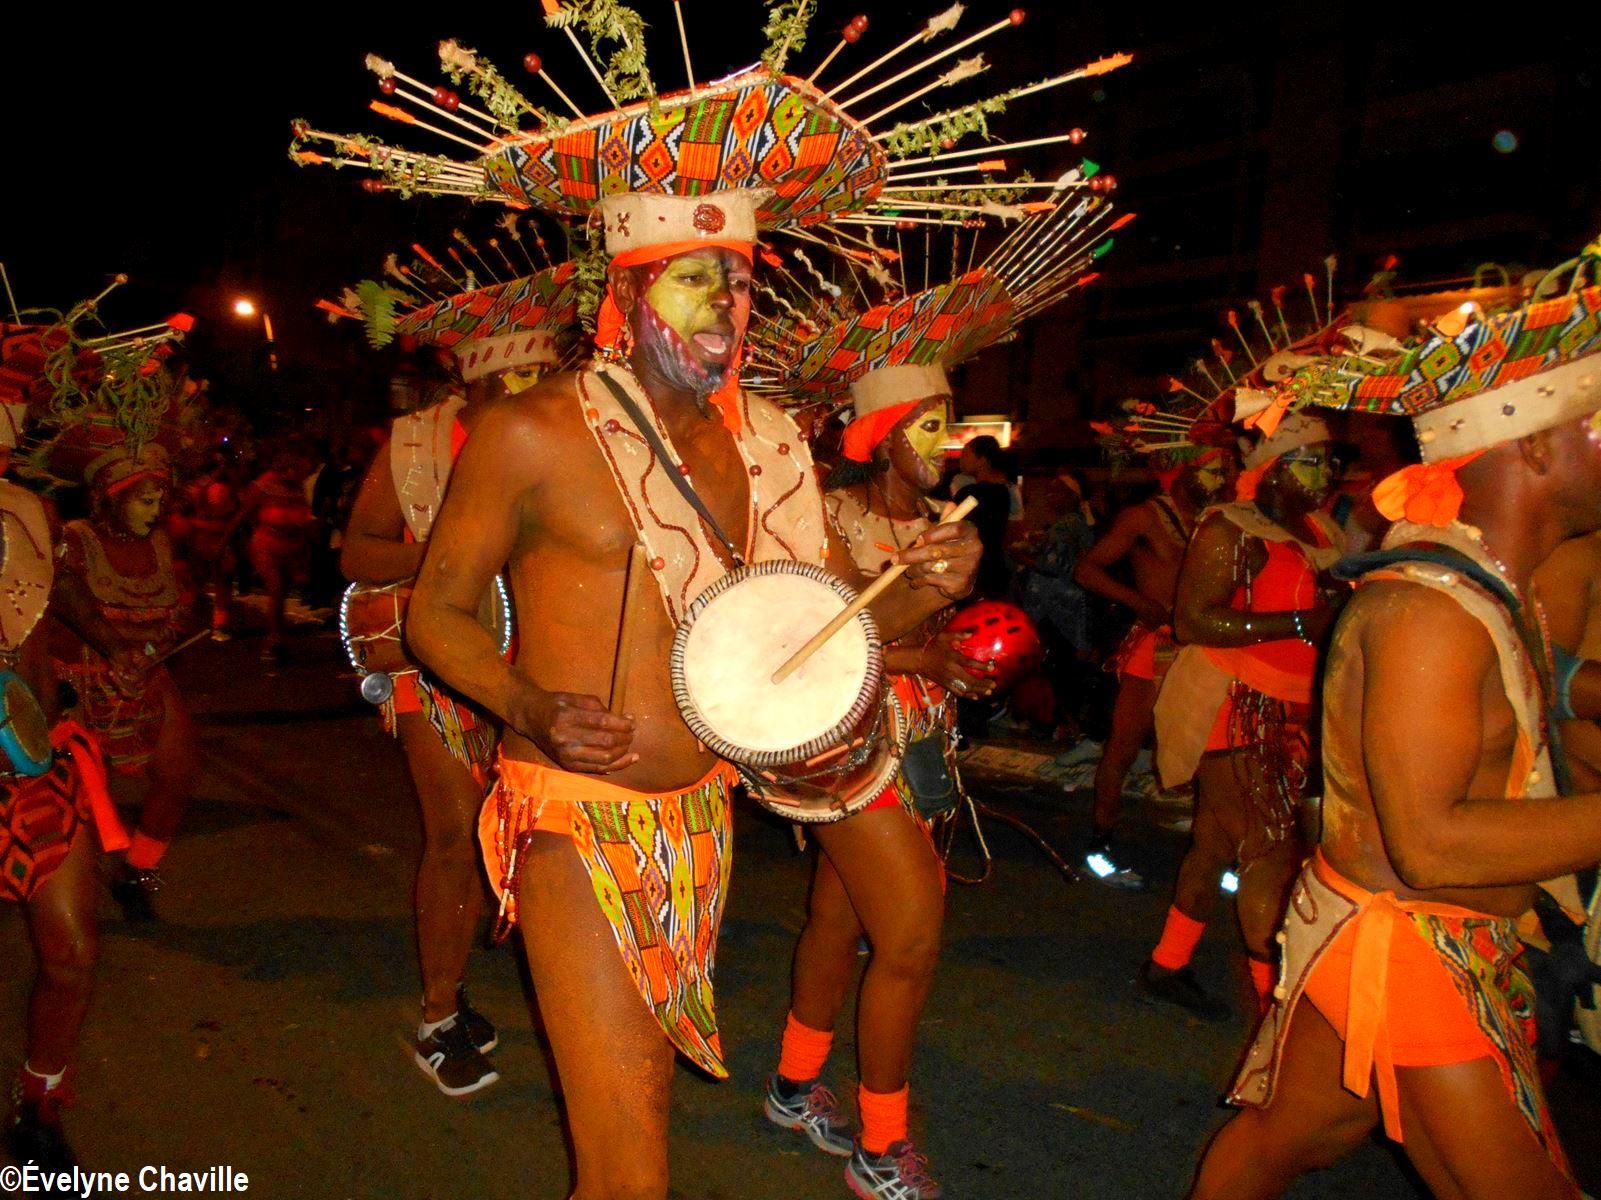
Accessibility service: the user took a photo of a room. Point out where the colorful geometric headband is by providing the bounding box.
[745,187,1128,412]
[318,228,583,382]
[289,0,1130,240]
[1276,239,1601,462]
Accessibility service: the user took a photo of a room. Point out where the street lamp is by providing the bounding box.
[232,296,277,371]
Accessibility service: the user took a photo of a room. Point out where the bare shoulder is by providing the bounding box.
[459,372,589,476]
[1342,576,1493,664]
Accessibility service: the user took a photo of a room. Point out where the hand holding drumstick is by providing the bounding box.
[774,496,980,684]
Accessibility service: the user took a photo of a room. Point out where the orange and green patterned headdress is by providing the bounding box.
[290,1,1131,323]
[746,185,1127,459]
[1271,238,1601,525]
[319,229,584,383]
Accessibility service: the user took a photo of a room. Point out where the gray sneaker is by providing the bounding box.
[846,1139,943,1199]
[763,1075,853,1157]
[414,1015,499,1097]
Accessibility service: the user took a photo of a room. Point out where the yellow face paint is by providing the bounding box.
[1282,451,1333,496]
[1195,462,1227,497]
[643,252,751,362]
[500,366,543,395]
[904,401,950,472]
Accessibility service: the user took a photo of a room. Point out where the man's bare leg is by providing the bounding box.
[1091,675,1156,837]
[24,830,100,1074]
[1189,1002,1378,1199]
[518,830,675,1200]
[1394,1058,1579,1200]
[812,806,945,1095]
[397,713,486,1023]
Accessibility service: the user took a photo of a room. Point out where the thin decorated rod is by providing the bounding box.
[886,131,1087,171]
[369,102,491,155]
[561,25,620,108]
[368,57,499,128]
[673,0,696,91]
[825,3,966,99]
[834,12,1023,110]
[987,196,1098,279]
[805,13,868,86]
[860,56,994,128]
[1006,210,1129,289]
[885,158,1010,182]
[872,55,1132,143]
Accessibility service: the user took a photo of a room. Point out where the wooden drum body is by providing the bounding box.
[671,561,906,824]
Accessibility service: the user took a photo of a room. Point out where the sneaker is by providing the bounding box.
[414,1015,499,1097]
[846,1139,943,1199]
[1083,841,1144,890]
[110,862,161,923]
[456,985,497,1053]
[1136,961,1230,1023]
[7,1072,76,1177]
[763,1075,853,1157]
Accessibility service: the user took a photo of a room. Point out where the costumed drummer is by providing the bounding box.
[51,414,199,924]
[0,293,181,1172]
[335,247,582,1097]
[742,183,1116,1193]
[1190,238,1601,1200]
[291,7,1136,1193]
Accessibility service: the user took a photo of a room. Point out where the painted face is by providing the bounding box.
[118,479,166,539]
[499,365,543,395]
[1275,443,1335,505]
[1192,459,1227,499]
[898,397,951,486]
[633,248,752,400]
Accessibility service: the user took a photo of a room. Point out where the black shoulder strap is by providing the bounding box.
[594,371,744,566]
[1332,545,1521,616]
[1151,495,1189,543]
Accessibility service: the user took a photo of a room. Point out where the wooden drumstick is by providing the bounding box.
[772,494,977,685]
[609,542,652,713]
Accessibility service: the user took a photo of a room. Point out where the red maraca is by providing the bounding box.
[943,601,1043,693]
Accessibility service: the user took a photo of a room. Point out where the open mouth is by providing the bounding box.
[691,330,734,363]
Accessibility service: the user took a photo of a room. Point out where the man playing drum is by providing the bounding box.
[339,254,582,1096]
[1192,242,1601,1199]
[407,189,977,1199]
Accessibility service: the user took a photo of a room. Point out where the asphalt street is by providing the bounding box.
[3,622,1597,1198]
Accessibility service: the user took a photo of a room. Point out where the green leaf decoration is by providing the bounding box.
[762,0,814,74]
[355,280,404,348]
[545,0,656,105]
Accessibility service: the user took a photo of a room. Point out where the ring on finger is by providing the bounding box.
[931,558,950,574]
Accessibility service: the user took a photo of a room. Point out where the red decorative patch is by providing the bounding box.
[692,203,726,234]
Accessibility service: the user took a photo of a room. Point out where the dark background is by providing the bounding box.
[6,1,1598,445]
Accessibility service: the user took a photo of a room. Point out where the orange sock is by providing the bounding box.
[777,1012,834,1084]
[858,1084,909,1155]
[127,832,169,871]
[1150,906,1206,971]
[1248,957,1275,1013]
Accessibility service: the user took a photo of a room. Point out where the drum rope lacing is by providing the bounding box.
[338,575,513,674]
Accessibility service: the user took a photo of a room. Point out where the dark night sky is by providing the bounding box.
[7,1,1599,425]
